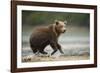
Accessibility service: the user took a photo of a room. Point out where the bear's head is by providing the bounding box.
[54,20,67,34]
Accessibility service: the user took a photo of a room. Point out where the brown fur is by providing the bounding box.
[30,20,66,55]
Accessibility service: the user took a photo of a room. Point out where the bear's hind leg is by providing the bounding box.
[32,49,38,54]
[39,49,48,54]
[30,44,38,54]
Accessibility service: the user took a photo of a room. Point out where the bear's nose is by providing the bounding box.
[64,29,66,32]
[63,29,66,33]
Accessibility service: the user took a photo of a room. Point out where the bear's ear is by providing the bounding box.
[56,21,59,25]
[55,20,59,25]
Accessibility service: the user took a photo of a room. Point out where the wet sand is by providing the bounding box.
[22,54,89,62]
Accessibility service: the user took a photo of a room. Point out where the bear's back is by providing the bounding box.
[30,26,53,48]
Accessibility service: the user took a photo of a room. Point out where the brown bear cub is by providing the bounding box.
[30,20,67,55]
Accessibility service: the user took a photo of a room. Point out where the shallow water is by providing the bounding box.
[22,26,90,59]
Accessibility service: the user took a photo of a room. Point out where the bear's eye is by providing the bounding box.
[56,22,59,25]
